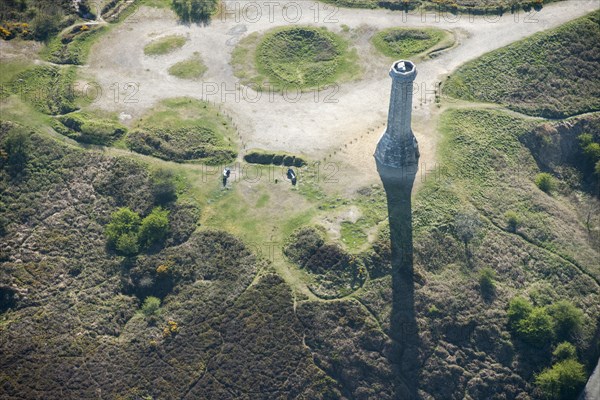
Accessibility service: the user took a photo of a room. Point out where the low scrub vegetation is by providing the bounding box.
[0,0,85,41]
[126,98,237,164]
[284,227,366,298]
[372,27,449,59]
[478,267,496,297]
[407,107,599,396]
[443,11,600,118]
[53,112,127,145]
[43,24,107,65]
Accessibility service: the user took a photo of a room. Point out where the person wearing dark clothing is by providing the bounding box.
[223,168,231,187]
[287,168,297,186]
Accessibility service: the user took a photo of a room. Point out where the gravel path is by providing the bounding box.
[83,0,599,190]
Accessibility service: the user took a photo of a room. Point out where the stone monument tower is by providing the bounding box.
[374,61,421,397]
[374,60,419,277]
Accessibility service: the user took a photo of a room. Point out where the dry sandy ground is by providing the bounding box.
[61,0,600,194]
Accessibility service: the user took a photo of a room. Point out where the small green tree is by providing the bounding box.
[105,207,141,247]
[552,342,577,362]
[535,359,586,400]
[507,296,533,330]
[479,267,496,297]
[139,207,169,248]
[579,133,600,169]
[504,210,521,233]
[547,300,584,341]
[141,296,161,316]
[517,307,555,347]
[578,133,593,147]
[172,0,218,23]
[535,173,556,194]
[116,232,139,256]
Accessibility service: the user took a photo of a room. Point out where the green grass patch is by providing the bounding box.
[167,53,207,80]
[415,108,600,281]
[126,97,237,165]
[443,10,600,118]
[8,65,78,115]
[232,26,360,91]
[372,27,450,59]
[337,187,388,253]
[144,35,187,56]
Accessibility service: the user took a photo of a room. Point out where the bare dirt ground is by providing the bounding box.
[81,0,599,195]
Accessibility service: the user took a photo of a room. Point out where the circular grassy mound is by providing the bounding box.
[372,28,450,59]
[233,26,358,91]
[168,53,207,80]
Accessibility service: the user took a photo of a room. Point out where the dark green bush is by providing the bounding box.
[243,150,307,167]
[478,267,496,296]
[139,207,170,249]
[516,307,555,347]
[141,296,161,316]
[105,207,141,248]
[31,12,63,41]
[507,296,533,330]
[547,300,584,341]
[504,210,521,233]
[552,342,577,362]
[116,232,139,256]
[535,173,556,194]
[535,359,586,400]
[171,0,219,23]
[282,155,295,167]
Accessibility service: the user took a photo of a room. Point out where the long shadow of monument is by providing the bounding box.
[374,60,421,399]
[381,168,421,399]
